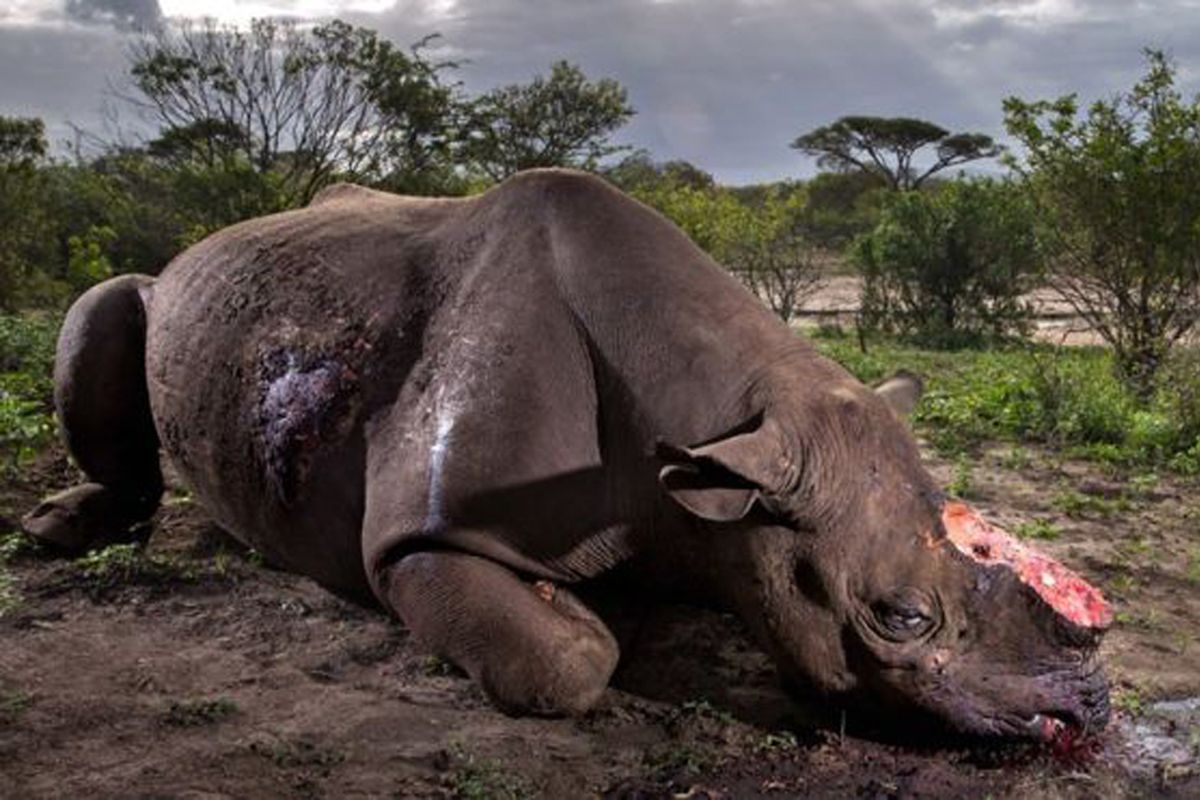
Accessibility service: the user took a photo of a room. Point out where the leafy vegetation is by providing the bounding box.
[1004,50,1200,398]
[619,167,829,321]
[446,744,531,800]
[73,543,202,588]
[0,532,40,617]
[814,331,1200,472]
[0,315,57,476]
[854,179,1042,343]
[0,564,18,617]
[463,60,634,179]
[0,21,637,310]
[1013,519,1062,541]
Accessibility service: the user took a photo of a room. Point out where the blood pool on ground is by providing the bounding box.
[942,502,1112,630]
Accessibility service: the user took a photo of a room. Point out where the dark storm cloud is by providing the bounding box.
[5,0,1200,182]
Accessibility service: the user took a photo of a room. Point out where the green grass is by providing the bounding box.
[1013,519,1062,541]
[947,454,975,499]
[644,742,717,779]
[1112,687,1145,717]
[1050,488,1132,518]
[674,698,736,726]
[446,745,531,800]
[753,730,800,755]
[999,446,1032,471]
[71,543,227,592]
[813,331,1200,473]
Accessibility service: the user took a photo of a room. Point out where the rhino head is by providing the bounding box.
[658,373,1111,741]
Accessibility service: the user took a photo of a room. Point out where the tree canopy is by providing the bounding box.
[126,18,462,203]
[1004,49,1200,397]
[463,61,634,180]
[790,116,1001,191]
[854,178,1041,342]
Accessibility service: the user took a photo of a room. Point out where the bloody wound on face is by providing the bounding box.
[941,502,1112,630]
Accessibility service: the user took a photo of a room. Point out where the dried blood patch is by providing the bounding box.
[942,502,1112,629]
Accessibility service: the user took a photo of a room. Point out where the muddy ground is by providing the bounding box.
[1,440,1198,799]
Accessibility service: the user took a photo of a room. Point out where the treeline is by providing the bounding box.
[2,19,1200,402]
[0,18,633,311]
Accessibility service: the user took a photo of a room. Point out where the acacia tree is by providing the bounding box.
[1004,49,1200,398]
[126,18,462,203]
[463,61,634,179]
[791,116,1001,191]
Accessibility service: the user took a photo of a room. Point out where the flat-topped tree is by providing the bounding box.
[791,116,1001,191]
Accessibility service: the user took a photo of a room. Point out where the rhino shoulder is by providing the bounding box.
[308,182,395,208]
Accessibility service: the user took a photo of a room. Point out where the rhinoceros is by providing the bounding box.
[24,169,1111,738]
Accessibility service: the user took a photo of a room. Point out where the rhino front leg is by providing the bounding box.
[384,551,619,716]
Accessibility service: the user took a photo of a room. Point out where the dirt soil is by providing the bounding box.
[1,442,1198,799]
[799,276,1111,346]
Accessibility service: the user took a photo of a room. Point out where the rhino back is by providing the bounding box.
[145,189,458,598]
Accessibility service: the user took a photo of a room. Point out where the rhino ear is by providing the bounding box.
[656,415,787,522]
[875,369,924,419]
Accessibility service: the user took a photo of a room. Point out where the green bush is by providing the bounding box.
[853,179,1041,344]
[0,314,58,475]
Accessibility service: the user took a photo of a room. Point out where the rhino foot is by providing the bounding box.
[22,483,153,552]
[386,551,619,717]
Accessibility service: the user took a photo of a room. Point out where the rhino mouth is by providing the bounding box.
[976,665,1110,742]
[1026,713,1074,742]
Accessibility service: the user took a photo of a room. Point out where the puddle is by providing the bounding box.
[1111,697,1200,780]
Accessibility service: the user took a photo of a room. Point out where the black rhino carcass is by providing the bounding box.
[24,169,1111,738]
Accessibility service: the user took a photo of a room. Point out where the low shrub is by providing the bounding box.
[0,314,58,475]
[813,331,1200,472]
[853,179,1041,343]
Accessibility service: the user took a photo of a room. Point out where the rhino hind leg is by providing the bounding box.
[22,275,163,551]
[385,551,619,716]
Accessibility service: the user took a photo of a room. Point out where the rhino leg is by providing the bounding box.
[22,275,163,551]
[384,551,619,716]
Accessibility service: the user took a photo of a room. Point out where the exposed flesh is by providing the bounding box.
[941,502,1112,630]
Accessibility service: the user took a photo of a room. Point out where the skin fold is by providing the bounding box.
[23,169,1109,737]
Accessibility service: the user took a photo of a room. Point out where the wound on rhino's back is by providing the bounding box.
[255,349,362,504]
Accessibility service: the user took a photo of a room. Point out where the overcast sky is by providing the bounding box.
[3,0,1200,184]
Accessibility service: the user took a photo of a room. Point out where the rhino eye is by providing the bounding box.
[873,598,935,641]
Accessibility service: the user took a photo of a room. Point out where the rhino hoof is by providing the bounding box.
[21,483,148,552]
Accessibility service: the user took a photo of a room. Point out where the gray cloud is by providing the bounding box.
[4,0,1200,182]
[65,0,162,31]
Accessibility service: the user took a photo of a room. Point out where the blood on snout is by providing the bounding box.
[941,502,1112,630]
